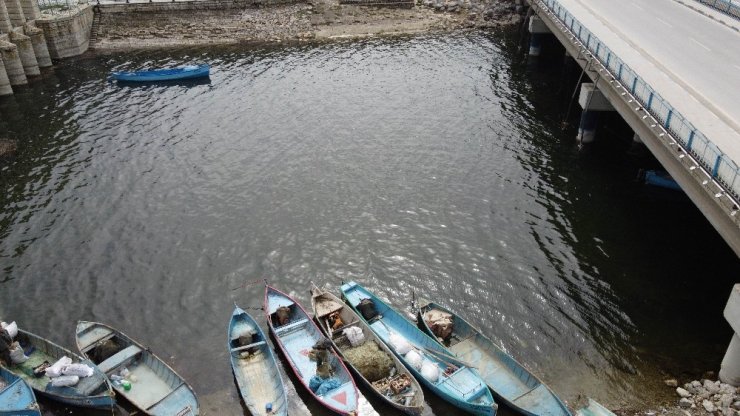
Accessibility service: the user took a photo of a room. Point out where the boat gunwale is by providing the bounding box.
[309,284,424,416]
[264,284,359,416]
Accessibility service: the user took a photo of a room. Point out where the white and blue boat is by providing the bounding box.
[265,284,359,416]
[228,305,287,416]
[417,300,572,416]
[340,281,497,416]
[644,170,682,192]
[110,64,210,82]
[0,366,41,416]
[3,329,114,410]
[576,398,615,416]
[310,284,425,416]
[75,321,199,416]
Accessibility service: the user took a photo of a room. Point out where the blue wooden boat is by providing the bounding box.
[417,300,572,416]
[111,64,210,82]
[645,170,682,191]
[576,398,615,416]
[265,285,359,415]
[310,284,425,416]
[75,321,199,416]
[0,366,41,416]
[2,329,115,410]
[340,281,497,416]
[228,305,287,416]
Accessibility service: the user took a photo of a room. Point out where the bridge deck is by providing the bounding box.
[556,0,740,164]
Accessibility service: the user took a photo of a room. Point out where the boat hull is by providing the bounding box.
[576,398,615,416]
[75,321,199,416]
[265,285,358,416]
[2,329,114,410]
[0,367,41,416]
[111,65,210,82]
[229,306,288,416]
[310,284,424,416]
[340,282,497,416]
[417,301,572,416]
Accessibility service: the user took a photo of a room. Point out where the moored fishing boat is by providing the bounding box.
[644,170,682,191]
[417,300,571,416]
[310,283,424,416]
[2,329,114,410]
[110,64,210,82]
[228,305,287,416]
[0,366,41,416]
[75,321,199,416]
[340,281,497,416]
[576,398,615,416]
[265,284,358,416]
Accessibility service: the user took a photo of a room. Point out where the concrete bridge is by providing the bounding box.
[524,0,740,385]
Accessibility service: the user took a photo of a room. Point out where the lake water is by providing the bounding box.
[0,30,737,415]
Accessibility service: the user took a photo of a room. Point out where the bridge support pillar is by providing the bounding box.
[632,133,643,144]
[577,83,614,144]
[720,285,740,386]
[528,16,550,57]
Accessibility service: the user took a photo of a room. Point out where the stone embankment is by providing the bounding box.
[92,0,524,50]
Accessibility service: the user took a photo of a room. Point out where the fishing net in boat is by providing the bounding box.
[343,341,393,382]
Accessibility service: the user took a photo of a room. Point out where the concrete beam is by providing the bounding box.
[528,0,740,256]
[0,56,13,95]
[0,1,13,33]
[578,83,614,111]
[9,28,39,76]
[5,0,25,27]
[0,35,26,85]
[24,23,51,67]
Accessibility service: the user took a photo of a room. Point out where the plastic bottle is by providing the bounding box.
[121,380,131,391]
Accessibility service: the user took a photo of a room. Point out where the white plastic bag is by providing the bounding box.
[389,333,411,355]
[343,327,365,347]
[62,363,94,378]
[51,375,79,387]
[404,350,423,370]
[9,344,28,364]
[420,359,439,383]
[46,356,73,378]
[1,321,18,339]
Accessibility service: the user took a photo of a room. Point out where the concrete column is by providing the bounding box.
[528,15,550,57]
[5,0,26,26]
[577,83,614,143]
[24,23,50,67]
[720,285,740,386]
[0,1,13,34]
[0,56,13,95]
[0,36,26,85]
[19,0,39,21]
[9,28,38,76]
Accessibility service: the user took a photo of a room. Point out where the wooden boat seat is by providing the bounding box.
[98,345,142,374]
[230,341,266,353]
[275,319,308,335]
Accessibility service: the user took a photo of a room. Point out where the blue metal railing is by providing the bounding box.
[537,0,740,203]
[696,0,740,20]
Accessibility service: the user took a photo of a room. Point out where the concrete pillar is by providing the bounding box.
[577,83,614,143]
[528,15,550,57]
[0,36,26,85]
[4,0,26,27]
[23,23,50,68]
[9,29,38,76]
[720,285,740,386]
[0,1,13,34]
[19,0,39,21]
[0,56,13,95]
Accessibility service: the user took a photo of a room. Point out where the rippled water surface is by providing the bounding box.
[0,31,738,415]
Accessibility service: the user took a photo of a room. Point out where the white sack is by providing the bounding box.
[343,327,365,347]
[62,363,94,378]
[404,350,423,370]
[389,333,411,355]
[420,359,439,383]
[1,321,18,339]
[9,344,28,364]
[46,356,73,378]
[51,375,79,387]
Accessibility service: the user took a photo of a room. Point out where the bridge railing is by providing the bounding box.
[539,0,740,202]
[696,0,740,20]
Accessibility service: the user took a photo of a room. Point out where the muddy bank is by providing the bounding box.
[93,0,523,49]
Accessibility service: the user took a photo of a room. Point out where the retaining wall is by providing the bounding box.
[35,4,93,58]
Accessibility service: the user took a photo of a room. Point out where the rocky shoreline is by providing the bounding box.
[93,0,525,49]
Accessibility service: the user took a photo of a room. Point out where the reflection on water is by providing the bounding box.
[0,31,737,415]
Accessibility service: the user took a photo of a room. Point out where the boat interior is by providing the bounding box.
[77,323,196,415]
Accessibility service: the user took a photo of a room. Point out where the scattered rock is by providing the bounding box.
[0,139,17,157]
[665,379,679,387]
[676,387,691,398]
[703,399,717,412]
[678,398,692,409]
